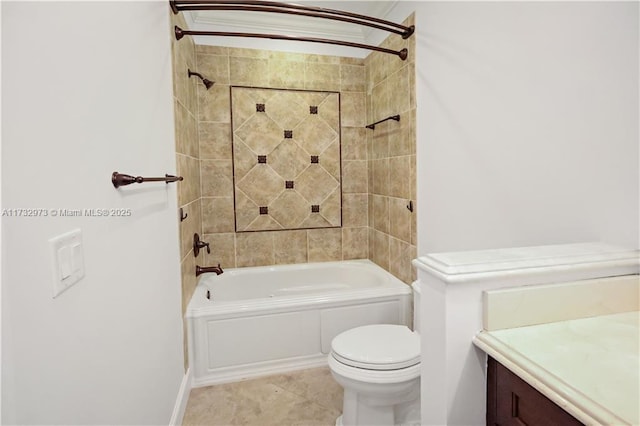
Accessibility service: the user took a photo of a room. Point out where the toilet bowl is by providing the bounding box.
[329,283,422,426]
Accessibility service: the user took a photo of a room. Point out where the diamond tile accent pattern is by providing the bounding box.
[232,87,341,231]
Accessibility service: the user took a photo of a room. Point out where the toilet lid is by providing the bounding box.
[331,324,420,370]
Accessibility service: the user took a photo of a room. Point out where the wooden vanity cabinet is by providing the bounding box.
[486,356,584,426]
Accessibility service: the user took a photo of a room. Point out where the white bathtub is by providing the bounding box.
[187,259,412,387]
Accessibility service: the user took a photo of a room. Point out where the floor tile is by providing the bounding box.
[182,367,343,426]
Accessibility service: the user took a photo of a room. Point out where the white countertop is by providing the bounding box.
[474,311,639,425]
[414,242,639,279]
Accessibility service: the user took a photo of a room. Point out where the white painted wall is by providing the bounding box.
[391,2,639,425]
[408,1,639,254]
[2,2,184,424]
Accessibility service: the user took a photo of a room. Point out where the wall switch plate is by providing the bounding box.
[49,229,85,298]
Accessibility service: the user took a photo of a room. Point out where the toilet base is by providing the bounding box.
[337,386,420,426]
[335,403,421,426]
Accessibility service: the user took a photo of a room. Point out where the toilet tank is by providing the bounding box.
[411,281,421,333]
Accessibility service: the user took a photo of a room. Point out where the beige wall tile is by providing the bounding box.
[305,62,340,91]
[290,166,337,205]
[321,189,342,226]
[370,83,387,122]
[196,45,229,56]
[181,45,374,284]
[364,26,416,282]
[199,122,232,160]
[201,160,234,197]
[274,230,308,264]
[308,228,342,262]
[388,113,413,157]
[342,227,368,260]
[341,127,367,160]
[387,66,411,115]
[174,99,198,157]
[371,128,390,160]
[389,237,414,284]
[177,154,201,206]
[389,156,411,199]
[182,321,189,373]
[409,110,416,155]
[198,84,230,123]
[342,194,368,227]
[268,60,305,89]
[367,52,387,88]
[409,64,416,110]
[172,18,200,373]
[389,197,411,243]
[270,191,313,229]
[340,57,364,66]
[202,233,236,269]
[411,201,417,246]
[340,65,365,92]
[202,197,235,233]
[305,54,341,64]
[342,160,367,193]
[367,152,374,195]
[268,51,306,62]
[385,42,409,78]
[236,232,274,267]
[372,194,389,234]
[236,166,285,206]
[371,229,389,270]
[245,211,284,232]
[340,92,365,127]
[365,89,373,125]
[228,57,268,87]
[179,199,202,260]
[322,145,342,183]
[196,53,230,85]
[172,36,196,114]
[371,158,390,196]
[181,254,197,315]
[410,154,416,199]
[378,80,394,120]
[170,15,197,112]
[300,213,332,229]
[229,47,269,59]
[233,189,256,231]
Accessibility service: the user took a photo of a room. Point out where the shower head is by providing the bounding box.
[202,78,214,90]
[187,69,215,90]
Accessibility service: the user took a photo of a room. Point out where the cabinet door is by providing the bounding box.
[487,357,583,426]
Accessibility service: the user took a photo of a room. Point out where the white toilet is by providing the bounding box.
[328,283,421,426]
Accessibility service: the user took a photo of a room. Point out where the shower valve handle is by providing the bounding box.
[193,233,210,257]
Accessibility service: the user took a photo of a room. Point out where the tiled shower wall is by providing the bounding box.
[171,11,416,369]
[196,47,370,269]
[171,11,201,371]
[365,14,417,284]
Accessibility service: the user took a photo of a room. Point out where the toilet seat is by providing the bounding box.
[331,324,420,371]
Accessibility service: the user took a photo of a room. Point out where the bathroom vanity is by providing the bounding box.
[487,356,582,425]
[475,276,639,425]
[414,242,639,425]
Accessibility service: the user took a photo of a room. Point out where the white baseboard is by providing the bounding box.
[169,368,192,426]
[192,355,328,388]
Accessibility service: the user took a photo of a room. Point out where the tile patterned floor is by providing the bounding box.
[182,367,343,426]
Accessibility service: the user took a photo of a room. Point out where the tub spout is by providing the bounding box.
[196,264,223,277]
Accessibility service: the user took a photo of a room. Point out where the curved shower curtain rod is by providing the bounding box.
[170,0,414,60]
[175,26,408,60]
